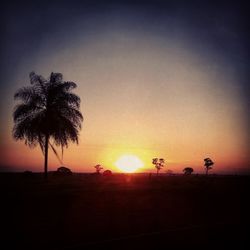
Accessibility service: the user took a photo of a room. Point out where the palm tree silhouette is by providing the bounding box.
[13,72,83,178]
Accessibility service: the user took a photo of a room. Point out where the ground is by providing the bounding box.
[1,173,249,249]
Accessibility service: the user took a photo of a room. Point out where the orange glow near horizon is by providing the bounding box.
[1,129,249,174]
[0,22,249,175]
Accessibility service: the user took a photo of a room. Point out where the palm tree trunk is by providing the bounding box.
[44,134,49,179]
[205,167,208,175]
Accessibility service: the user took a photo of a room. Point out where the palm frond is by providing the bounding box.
[30,71,47,85]
[51,92,81,109]
[13,103,43,122]
[49,72,63,84]
[14,87,35,102]
[51,114,80,147]
[61,81,77,91]
[13,110,47,146]
[58,107,83,128]
[38,135,45,155]
[49,142,63,165]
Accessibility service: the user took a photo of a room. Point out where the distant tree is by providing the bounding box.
[13,72,83,179]
[103,170,112,176]
[204,158,214,175]
[166,169,174,176]
[55,166,72,176]
[94,164,103,174]
[152,158,165,175]
[183,167,194,175]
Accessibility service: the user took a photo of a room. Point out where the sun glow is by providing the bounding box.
[115,155,144,173]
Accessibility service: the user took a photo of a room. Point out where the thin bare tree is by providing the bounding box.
[152,158,165,175]
[94,164,103,174]
[204,158,214,175]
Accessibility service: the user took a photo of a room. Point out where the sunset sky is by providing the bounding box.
[0,0,249,174]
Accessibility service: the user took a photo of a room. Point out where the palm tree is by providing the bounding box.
[204,158,214,175]
[13,72,83,178]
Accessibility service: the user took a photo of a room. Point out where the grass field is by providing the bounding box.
[1,173,249,249]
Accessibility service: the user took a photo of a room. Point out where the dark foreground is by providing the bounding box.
[1,173,249,249]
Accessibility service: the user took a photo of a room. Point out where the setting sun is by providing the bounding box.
[115,155,144,173]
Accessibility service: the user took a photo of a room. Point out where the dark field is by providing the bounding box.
[1,173,249,249]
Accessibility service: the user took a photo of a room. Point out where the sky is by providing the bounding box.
[0,0,249,174]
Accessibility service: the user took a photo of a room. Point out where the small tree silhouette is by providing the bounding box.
[204,158,214,175]
[55,166,72,176]
[94,164,103,174]
[103,170,112,177]
[183,167,194,175]
[166,169,173,175]
[152,158,165,175]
